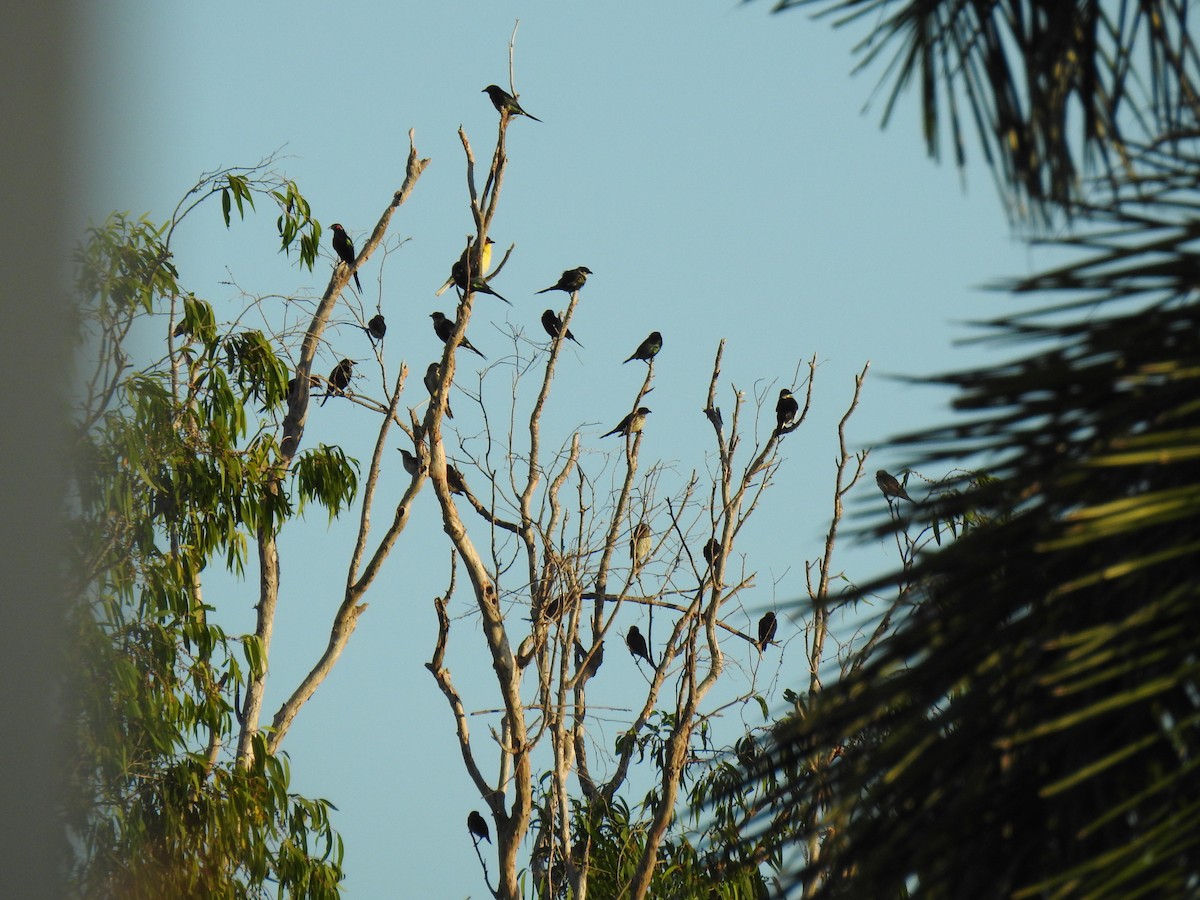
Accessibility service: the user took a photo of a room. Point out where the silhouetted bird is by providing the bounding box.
[330,223,361,292]
[631,521,652,566]
[537,267,591,295]
[436,238,494,297]
[321,359,355,406]
[601,407,650,439]
[775,389,798,432]
[366,314,386,343]
[286,373,320,397]
[575,639,604,678]
[482,84,542,121]
[624,331,662,364]
[424,362,453,419]
[451,262,510,304]
[467,810,491,844]
[430,311,486,359]
[398,447,421,477]
[703,538,721,566]
[445,463,468,496]
[876,469,914,503]
[541,309,583,347]
[626,625,653,666]
[757,612,777,652]
[540,594,565,623]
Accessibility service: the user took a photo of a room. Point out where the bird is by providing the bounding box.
[366,313,386,343]
[757,612,778,652]
[630,521,652,566]
[330,223,361,292]
[626,625,653,666]
[467,810,491,844]
[398,447,421,477]
[775,389,798,432]
[445,463,468,496]
[540,594,565,623]
[537,267,592,295]
[424,362,453,419]
[541,309,583,347]
[430,311,486,359]
[482,84,542,122]
[436,238,494,297]
[601,407,651,439]
[321,359,355,406]
[876,469,914,503]
[574,639,604,678]
[451,262,510,304]
[703,538,721,566]
[623,331,662,365]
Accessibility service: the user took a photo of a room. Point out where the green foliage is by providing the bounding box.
[67,176,348,897]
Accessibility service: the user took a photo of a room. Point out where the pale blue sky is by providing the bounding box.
[80,2,1041,895]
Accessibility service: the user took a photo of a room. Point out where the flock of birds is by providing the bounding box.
[302,83,920,849]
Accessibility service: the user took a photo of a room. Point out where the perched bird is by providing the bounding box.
[775,389,798,432]
[757,612,778,652]
[286,373,320,397]
[482,84,542,122]
[451,262,510,304]
[703,538,721,566]
[330,224,361,292]
[321,359,355,406]
[445,463,468,496]
[626,625,653,666]
[876,469,914,503]
[398,447,421,477]
[601,407,651,439]
[467,810,491,844]
[540,594,565,623]
[630,521,652,566]
[430,311,486,359]
[574,639,604,678]
[623,331,662,365]
[366,313,386,343]
[424,362,453,419]
[537,267,592,295]
[541,309,583,347]
[436,238,494,297]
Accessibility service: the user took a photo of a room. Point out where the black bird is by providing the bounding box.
[424,362,453,419]
[330,223,361,292]
[437,238,494,297]
[285,373,320,397]
[482,84,542,122]
[626,625,653,666]
[540,594,565,623]
[537,267,592,295]
[445,463,468,496]
[541,309,583,347]
[574,639,604,678]
[430,311,486,359]
[601,407,651,439]
[775,389,798,432]
[366,314,386,343]
[623,331,662,364]
[876,469,914,503]
[321,359,355,406]
[757,612,778,652]
[631,521,652,566]
[451,261,510,304]
[703,538,721,566]
[398,447,421,477]
[467,810,491,844]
